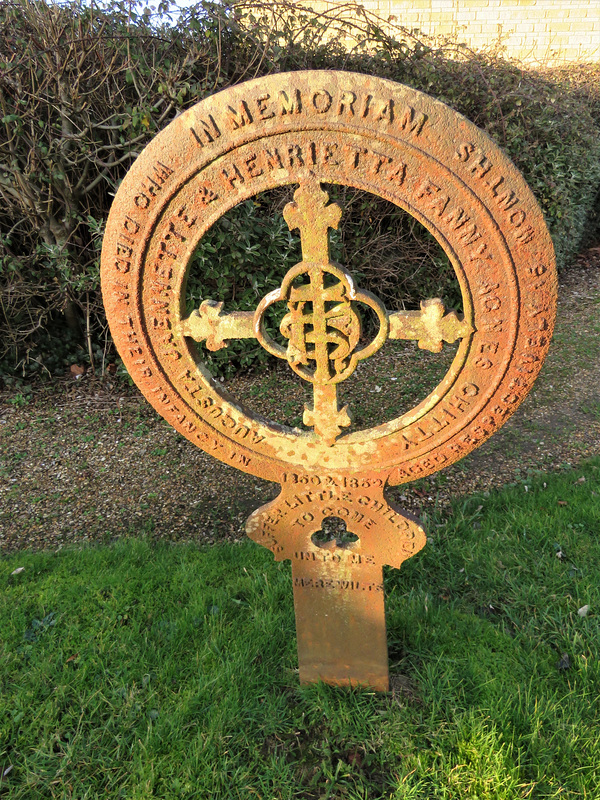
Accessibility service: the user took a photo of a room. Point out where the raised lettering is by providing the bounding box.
[515,225,535,244]
[123,215,140,235]
[444,206,471,231]
[469,150,493,179]
[263,147,284,170]
[288,144,304,168]
[337,90,356,116]
[396,105,427,136]
[495,188,520,211]
[255,93,275,120]
[312,90,332,113]
[197,184,219,205]
[190,116,221,146]
[227,101,253,130]
[455,142,475,162]
[278,89,301,115]
[221,163,245,189]
[375,99,393,124]
[244,153,263,179]
[458,223,482,246]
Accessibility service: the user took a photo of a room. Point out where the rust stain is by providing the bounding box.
[101,70,557,691]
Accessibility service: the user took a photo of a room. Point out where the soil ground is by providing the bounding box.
[1,249,599,555]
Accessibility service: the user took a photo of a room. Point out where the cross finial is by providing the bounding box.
[283,181,342,263]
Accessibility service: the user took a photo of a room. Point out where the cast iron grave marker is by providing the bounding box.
[101,71,557,691]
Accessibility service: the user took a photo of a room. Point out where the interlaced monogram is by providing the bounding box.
[279,265,361,384]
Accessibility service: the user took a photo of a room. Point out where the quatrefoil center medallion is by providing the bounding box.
[254,260,388,386]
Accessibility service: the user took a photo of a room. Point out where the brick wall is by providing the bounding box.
[301,0,600,64]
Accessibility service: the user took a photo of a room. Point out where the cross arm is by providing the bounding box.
[283,182,342,263]
[388,298,474,353]
[180,299,256,351]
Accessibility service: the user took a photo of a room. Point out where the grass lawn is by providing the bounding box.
[1,459,599,799]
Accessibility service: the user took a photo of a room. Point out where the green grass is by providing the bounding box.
[1,460,600,799]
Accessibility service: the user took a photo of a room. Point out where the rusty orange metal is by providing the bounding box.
[101,71,557,691]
